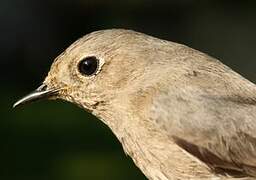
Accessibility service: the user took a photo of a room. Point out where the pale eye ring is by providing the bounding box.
[78,56,99,76]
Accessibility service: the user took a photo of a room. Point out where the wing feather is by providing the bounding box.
[151,57,256,177]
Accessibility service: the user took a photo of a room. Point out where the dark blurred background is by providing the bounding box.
[1,0,256,180]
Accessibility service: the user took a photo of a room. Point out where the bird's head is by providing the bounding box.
[13,29,163,113]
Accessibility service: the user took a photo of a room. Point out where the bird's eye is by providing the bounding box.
[78,56,99,76]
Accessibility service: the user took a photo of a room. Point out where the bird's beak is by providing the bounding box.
[13,84,59,108]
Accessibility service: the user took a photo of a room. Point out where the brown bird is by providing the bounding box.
[14,29,256,179]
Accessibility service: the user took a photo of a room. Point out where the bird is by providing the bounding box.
[13,29,256,179]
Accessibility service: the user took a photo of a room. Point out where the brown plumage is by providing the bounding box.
[14,29,256,179]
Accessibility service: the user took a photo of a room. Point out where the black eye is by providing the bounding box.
[78,56,99,76]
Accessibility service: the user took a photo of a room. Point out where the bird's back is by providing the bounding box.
[149,46,256,178]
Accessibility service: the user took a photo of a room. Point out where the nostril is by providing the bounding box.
[36,84,48,92]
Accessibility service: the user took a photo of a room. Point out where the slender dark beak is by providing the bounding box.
[13,84,59,108]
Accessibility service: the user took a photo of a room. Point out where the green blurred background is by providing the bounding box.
[2,0,256,180]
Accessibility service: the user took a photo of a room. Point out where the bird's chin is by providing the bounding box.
[62,96,94,113]
[47,96,59,100]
